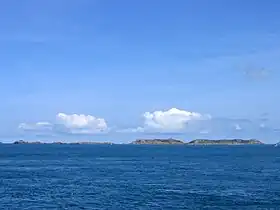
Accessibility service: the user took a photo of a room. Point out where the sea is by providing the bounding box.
[0,144,280,210]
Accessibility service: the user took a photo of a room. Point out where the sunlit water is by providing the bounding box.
[0,144,280,209]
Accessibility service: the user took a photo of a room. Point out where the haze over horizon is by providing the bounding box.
[1,0,279,143]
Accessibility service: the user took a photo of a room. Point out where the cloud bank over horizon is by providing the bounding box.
[17,107,277,142]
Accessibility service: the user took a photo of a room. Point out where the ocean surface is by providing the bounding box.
[0,144,280,210]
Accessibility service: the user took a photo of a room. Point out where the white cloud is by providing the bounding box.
[143,108,210,132]
[19,113,108,134]
[120,108,211,133]
[56,113,108,134]
[234,124,242,130]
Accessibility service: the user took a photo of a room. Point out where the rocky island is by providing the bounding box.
[129,138,264,145]
[188,139,263,145]
[14,140,43,144]
[130,138,185,145]
[13,140,113,145]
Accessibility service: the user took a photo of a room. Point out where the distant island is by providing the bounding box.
[13,140,113,145]
[131,138,185,145]
[187,139,263,145]
[130,138,264,145]
[14,140,43,144]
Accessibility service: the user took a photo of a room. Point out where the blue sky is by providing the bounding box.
[1,0,280,143]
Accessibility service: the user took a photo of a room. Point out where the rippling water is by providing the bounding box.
[0,144,280,209]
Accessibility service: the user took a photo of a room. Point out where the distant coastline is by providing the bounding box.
[4,138,265,145]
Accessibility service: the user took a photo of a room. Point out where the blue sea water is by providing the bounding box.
[0,145,280,210]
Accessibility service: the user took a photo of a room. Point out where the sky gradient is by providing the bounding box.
[1,0,280,143]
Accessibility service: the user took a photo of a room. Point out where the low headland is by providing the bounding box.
[9,138,264,145]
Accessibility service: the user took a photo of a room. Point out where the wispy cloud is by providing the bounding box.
[243,67,270,80]
[18,122,53,131]
[19,113,109,135]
